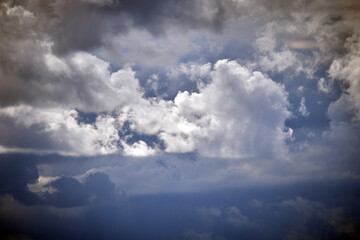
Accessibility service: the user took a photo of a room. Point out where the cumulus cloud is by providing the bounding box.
[121,140,157,157]
[0,0,359,204]
[125,60,291,158]
[3,47,143,112]
[0,105,120,156]
[0,1,358,190]
[0,2,145,113]
[0,54,291,158]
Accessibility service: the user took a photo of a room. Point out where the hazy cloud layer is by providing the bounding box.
[0,157,358,240]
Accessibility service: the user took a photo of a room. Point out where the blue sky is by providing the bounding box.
[0,0,360,239]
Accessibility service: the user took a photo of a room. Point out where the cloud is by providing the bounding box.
[224,206,249,227]
[0,156,39,205]
[43,172,118,207]
[254,23,302,73]
[0,11,144,113]
[98,28,204,68]
[0,155,119,208]
[121,140,157,157]
[0,56,291,158]
[317,78,332,94]
[281,196,359,239]
[299,97,309,117]
[198,205,250,228]
[0,105,120,156]
[1,0,360,239]
[183,230,225,240]
[27,176,59,194]
[0,157,359,240]
[328,31,360,121]
[284,40,319,50]
[127,60,291,158]
[0,0,242,57]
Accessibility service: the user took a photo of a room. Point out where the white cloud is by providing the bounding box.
[254,23,301,73]
[121,140,157,157]
[317,78,331,94]
[4,4,35,23]
[43,51,144,112]
[328,32,360,121]
[99,28,202,68]
[0,57,292,158]
[27,176,60,194]
[297,86,304,94]
[167,62,212,83]
[299,97,309,117]
[126,60,291,158]
[0,105,120,156]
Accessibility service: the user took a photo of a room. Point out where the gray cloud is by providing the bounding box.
[0,153,359,239]
[43,172,118,207]
[0,156,39,205]
[1,0,359,107]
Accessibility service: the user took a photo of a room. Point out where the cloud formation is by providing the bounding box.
[1,0,360,238]
[0,0,359,183]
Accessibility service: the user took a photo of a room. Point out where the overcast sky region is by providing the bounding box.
[1,0,360,239]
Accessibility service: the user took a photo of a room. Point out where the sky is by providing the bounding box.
[0,0,360,239]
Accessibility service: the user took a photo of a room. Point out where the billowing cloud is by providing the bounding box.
[127,60,291,158]
[0,0,358,182]
[0,105,120,155]
[0,56,291,158]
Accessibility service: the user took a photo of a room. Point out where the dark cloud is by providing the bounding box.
[0,0,359,109]
[0,180,359,240]
[0,155,359,239]
[0,154,118,207]
[0,155,39,205]
[46,177,90,207]
[1,0,359,59]
[0,0,240,55]
[44,172,117,207]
